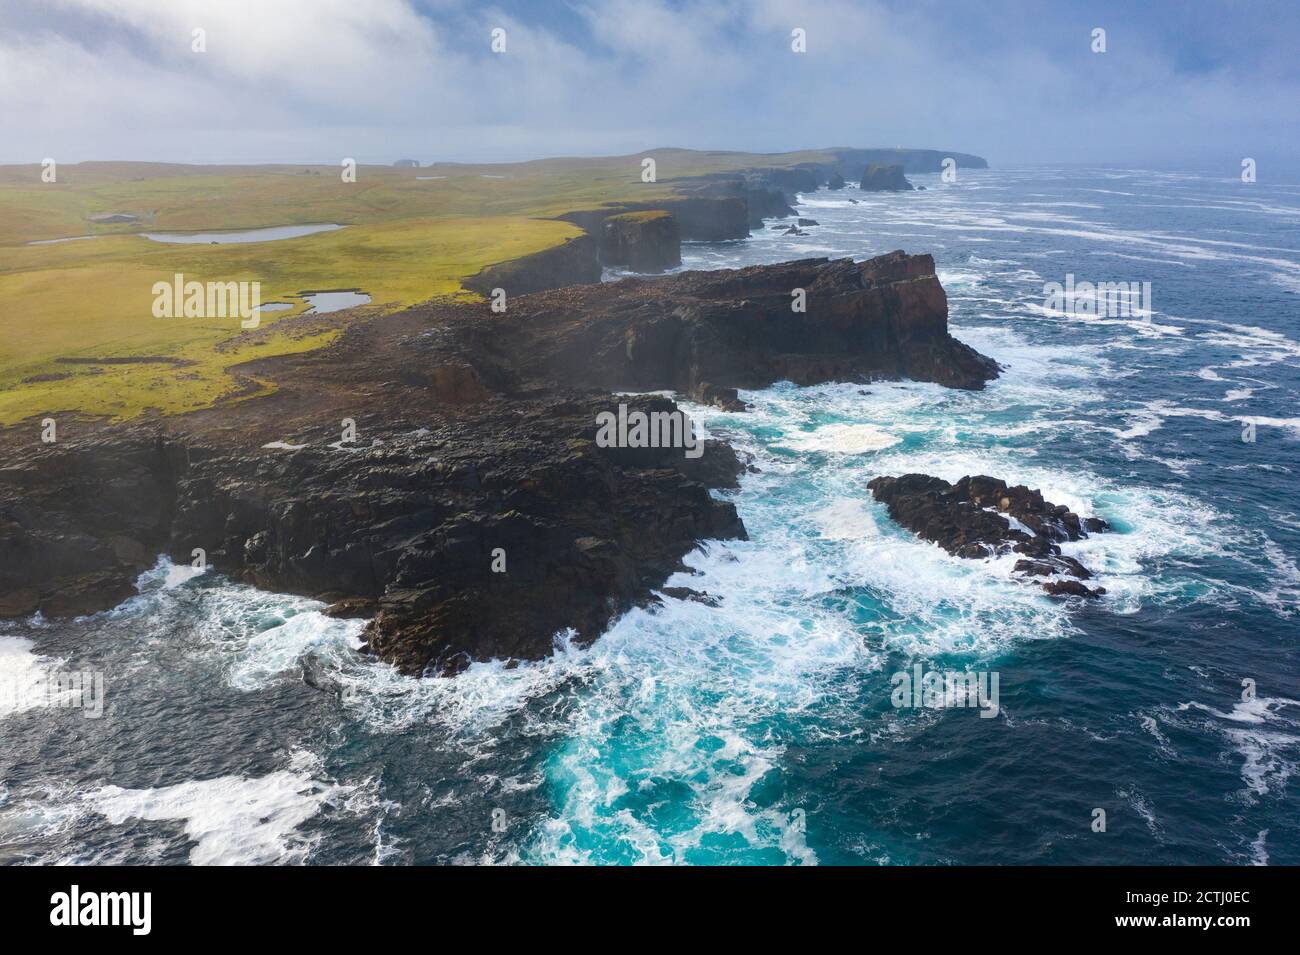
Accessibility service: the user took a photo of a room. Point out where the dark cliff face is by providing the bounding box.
[0,436,182,617]
[563,195,749,248]
[741,185,795,227]
[745,166,821,198]
[624,196,748,241]
[491,252,999,394]
[0,397,745,676]
[0,253,997,675]
[666,173,796,228]
[462,233,601,297]
[543,150,984,266]
[860,163,915,191]
[598,212,682,273]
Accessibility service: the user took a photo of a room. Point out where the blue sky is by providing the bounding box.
[1,0,1296,166]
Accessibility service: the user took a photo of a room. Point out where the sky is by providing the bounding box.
[1,0,1297,167]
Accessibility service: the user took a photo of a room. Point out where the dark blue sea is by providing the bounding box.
[2,164,1298,864]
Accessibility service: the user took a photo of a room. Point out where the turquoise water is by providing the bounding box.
[2,165,1298,864]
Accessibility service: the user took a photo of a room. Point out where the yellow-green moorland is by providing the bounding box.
[0,149,837,424]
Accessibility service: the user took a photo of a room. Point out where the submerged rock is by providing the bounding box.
[867,473,1109,597]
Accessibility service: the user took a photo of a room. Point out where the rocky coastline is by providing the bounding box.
[470,148,987,294]
[0,249,999,675]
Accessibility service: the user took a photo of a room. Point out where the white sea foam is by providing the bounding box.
[227,611,366,690]
[0,636,73,719]
[83,750,358,865]
[777,422,900,454]
[1176,696,1300,801]
[1249,830,1269,865]
[261,440,308,451]
[811,498,879,539]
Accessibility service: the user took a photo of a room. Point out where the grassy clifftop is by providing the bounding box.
[0,147,966,424]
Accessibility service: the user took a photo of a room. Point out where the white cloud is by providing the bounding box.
[0,0,1296,164]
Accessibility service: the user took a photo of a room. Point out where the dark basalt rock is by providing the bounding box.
[463,233,600,297]
[1,253,998,675]
[1,396,745,677]
[691,382,749,413]
[860,163,915,192]
[659,587,720,606]
[564,194,750,243]
[659,173,796,230]
[624,196,749,241]
[564,154,977,248]
[743,186,795,227]
[488,252,999,394]
[867,473,1109,597]
[599,211,681,273]
[747,166,820,200]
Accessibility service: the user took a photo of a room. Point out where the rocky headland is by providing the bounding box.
[0,251,999,675]
[521,148,986,285]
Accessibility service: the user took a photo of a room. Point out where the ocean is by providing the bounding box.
[2,164,1298,865]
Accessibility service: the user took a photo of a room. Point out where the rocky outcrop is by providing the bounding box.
[860,164,914,191]
[482,252,998,394]
[563,195,749,243]
[742,186,796,228]
[690,382,749,412]
[1,253,997,675]
[0,436,180,618]
[746,166,821,198]
[0,396,744,676]
[462,233,600,297]
[623,196,748,241]
[551,148,985,257]
[657,175,794,231]
[599,211,681,273]
[867,474,1109,597]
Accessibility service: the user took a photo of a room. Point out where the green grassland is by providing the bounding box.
[0,148,841,424]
